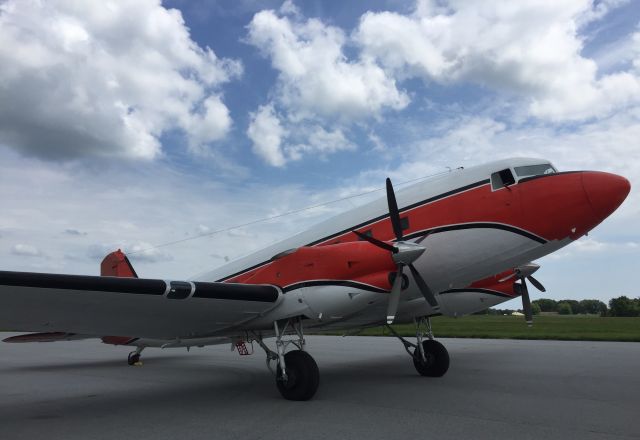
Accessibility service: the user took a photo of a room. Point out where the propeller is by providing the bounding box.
[353,178,438,324]
[500,263,546,327]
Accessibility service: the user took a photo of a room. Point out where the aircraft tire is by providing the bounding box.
[127,352,140,366]
[413,340,449,377]
[276,350,319,401]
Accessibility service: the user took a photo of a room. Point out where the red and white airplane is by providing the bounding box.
[0,158,630,400]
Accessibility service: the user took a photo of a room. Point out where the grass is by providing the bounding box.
[348,315,640,342]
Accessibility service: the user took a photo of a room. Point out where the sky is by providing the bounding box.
[0,0,638,309]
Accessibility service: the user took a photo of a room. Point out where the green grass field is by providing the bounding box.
[352,315,640,342]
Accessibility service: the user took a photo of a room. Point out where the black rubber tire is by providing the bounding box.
[127,352,140,366]
[413,340,450,377]
[276,350,320,401]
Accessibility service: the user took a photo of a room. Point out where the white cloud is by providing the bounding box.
[245,7,408,166]
[11,244,43,257]
[354,0,640,122]
[247,102,356,166]
[0,0,241,161]
[247,104,287,167]
[247,9,408,120]
[286,126,354,161]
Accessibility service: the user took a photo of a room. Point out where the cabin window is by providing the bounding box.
[514,163,556,179]
[400,217,410,231]
[491,169,516,190]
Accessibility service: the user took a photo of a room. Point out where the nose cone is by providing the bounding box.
[582,171,631,220]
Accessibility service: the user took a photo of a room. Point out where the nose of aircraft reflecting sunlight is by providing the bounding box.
[581,171,631,220]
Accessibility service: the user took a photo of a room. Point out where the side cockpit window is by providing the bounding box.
[514,163,556,179]
[491,168,516,190]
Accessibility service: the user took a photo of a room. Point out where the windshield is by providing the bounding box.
[514,163,556,178]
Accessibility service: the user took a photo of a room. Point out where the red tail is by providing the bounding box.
[100,249,138,278]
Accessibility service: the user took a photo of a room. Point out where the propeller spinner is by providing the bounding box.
[353,178,439,324]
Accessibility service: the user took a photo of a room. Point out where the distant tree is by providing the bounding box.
[557,302,573,315]
[531,302,541,315]
[579,299,608,315]
[560,300,583,314]
[533,298,558,312]
[609,296,640,317]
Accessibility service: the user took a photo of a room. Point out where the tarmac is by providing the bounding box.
[0,334,638,440]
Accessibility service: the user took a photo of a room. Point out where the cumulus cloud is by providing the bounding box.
[0,0,241,161]
[247,9,408,120]
[286,126,355,161]
[247,104,287,167]
[11,244,43,257]
[245,6,407,166]
[247,103,355,166]
[354,0,640,121]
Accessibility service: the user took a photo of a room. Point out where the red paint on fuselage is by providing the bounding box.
[243,241,397,291]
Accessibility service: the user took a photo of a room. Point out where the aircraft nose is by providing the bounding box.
[581,171,631,220]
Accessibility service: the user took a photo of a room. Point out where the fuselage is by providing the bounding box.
[193,157,630,332]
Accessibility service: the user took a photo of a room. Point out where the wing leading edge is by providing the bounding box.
[0,270,280,340]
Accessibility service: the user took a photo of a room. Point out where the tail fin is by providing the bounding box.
[100,249,138,278]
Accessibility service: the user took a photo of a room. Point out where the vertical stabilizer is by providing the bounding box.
[100,249,138,278]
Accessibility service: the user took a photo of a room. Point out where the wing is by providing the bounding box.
[0,270,280,339]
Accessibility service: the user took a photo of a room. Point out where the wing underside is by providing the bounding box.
[0,271,280,340]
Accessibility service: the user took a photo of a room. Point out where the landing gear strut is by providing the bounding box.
[386,316,449,377]
[127,346,144,366]
[254,317,319,401]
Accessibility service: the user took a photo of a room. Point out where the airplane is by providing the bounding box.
[0,158,631,401]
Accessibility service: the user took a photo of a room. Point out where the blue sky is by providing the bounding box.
[0,0,638,309]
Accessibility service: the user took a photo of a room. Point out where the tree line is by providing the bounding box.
[481,296,640,317]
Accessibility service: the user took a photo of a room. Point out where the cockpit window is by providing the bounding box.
[514,163,556,178]
[491,169,516,190]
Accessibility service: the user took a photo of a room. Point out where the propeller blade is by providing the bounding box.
[386,268,405,324]
[520,279,533,327]
[386,178,403,241]
[526,275,546,292]
[408,264,439,310]
[353,230,397,253]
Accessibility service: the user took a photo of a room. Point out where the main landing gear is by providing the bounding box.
[127,346,144,366]
[255,317,319,401]
[386,316,450,377]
